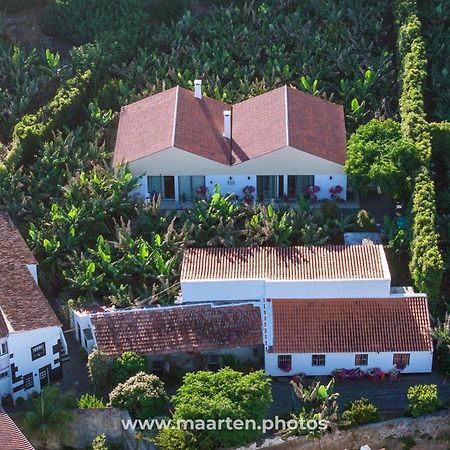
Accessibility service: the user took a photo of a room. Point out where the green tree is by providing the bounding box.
[23,386,76,448]
[345,118,421,199]
[109,372,167,419]
[87,348,114,395]
[342,398,379,427]
[112,351,148,385]
[158,368,272,449]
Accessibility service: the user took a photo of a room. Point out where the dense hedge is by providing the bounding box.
[8,70,91,167]
[0,0,45,12]
[394,0,444,309]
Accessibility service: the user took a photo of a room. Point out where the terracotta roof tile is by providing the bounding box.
[0,214,61,332]
[113,85,346,166]
[181,245,388,281]
[0,407,34,450]
[91,304,262,357]
[287,87,347,165]
[270,297,432,353]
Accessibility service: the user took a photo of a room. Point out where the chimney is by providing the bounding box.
[194,79,202,99]
[223,110,231,139]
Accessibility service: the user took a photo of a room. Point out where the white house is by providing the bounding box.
[113,82,348,206]
[72,242,432,377]
[179,244,433,376]
[0,213,68,402]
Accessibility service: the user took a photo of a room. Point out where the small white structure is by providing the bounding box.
[0,213,67,402]
[113,83,348,206]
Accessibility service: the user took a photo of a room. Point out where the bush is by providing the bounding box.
[77,393,105,409]
[154,427,198,450]
[92,433,109,450]
[159,368,272,448]
[109,372,167,419]
[355,210,377,231]
[407,384,442,417]
[345,118,421,199]
[221,353,242,371]
[342,398,379,427]
[87,348,113,394]
[11,70,92,166]
[112,351,148,385]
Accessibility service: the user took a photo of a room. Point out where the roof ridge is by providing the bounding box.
[171,86,180,147]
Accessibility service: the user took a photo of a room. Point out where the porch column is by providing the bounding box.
[283,175,288,198]
[174,176,180,202]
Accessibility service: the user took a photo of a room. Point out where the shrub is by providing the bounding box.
[87,348,113,394]
[92,433,109,450]
[112,351,148,386]
[407,384,442,417]
[355,209,377,231]
[109,372,167,419]
[342,398,379,427]
[159,368,272,448]
[154,427,198,450]
[77,393,106,409]
[10,70,92,166]
[221,353,242,371]
[345,118,421,199]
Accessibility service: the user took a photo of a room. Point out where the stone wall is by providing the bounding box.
[242,410,450,450]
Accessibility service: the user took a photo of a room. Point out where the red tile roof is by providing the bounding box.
[181,245,388,281]
[0,213,61,332]
[113,85,346,166]
[0,407,34,450]
[270,297,432,353]
[91,304,262,357]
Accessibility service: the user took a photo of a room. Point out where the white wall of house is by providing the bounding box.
[0,339,11,397]
[314,174,347,201]
[205,175,256,198]
[181,278,391,303]
[71,310,95,353]
[264,350,433,376]
[3,326,64,401]
[26,264,38,284]
[127,146,347,202]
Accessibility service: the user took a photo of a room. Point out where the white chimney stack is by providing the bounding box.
[194,79,202,99]
[223,110,231,139]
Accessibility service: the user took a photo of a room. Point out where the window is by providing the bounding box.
[393,353,410,367]
[355,354,368,366]
[23,373,34,390]
[0,370,8,379]
[0,342,7,356]
[277,355,292,372]
[31,343,46,361]
[312,354,326,366]
[257,176,278,200]
[148,176,162,195]
[208,355,221,371]
[178,176,206,201]
[152,360,163,374]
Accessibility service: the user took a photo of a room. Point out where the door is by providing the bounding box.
[39,366,50,389]
[163,176,175,200]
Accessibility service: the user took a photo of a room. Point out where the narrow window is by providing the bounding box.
[355,353,368,366]
[23,373,34,390]
[208,355,221,371]
[0,370,9,379]
[31,343,46,361]
[277,354,292,372]
[0,342,7,356]
[312,354,326,366]
[393,353,410,367]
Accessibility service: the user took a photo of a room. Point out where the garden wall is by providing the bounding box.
[242,410,450,450]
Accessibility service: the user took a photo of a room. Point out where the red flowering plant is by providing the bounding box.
[331,368,347,380]
[243,185,255,204]
[305,185,320,203]
[366,367,384,381]
[329,185,343,202]
[197,185,208,199]
[291,373,306,385]
[388,368,401,382]
[347,368,365,379]
[278,361,292,373]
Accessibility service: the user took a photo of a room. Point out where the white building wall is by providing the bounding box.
[181,279,265,302]
[265,351,433,376]
[71,310,95,352]
[5,326,64,401]
[26,264,38,284]
[205,175,256,198]
[314,174,347,201]
[181,278,391,303]
[0,344,11,397]
[265,279,391,299]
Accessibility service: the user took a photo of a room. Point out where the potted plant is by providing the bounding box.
[242,185,255,204]
[329,185,343,202]
[278,361,292,373]
[197,185,208,199]
[388,368,401,382]
[305,185,320,204]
